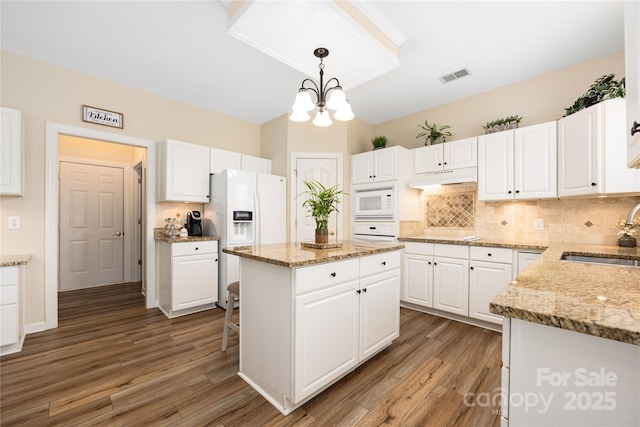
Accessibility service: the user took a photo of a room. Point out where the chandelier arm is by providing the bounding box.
[322,77,342,93]
[299,78,320,100]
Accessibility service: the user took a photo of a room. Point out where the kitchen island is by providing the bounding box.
[222,241,403,415]
[490,243,640,426]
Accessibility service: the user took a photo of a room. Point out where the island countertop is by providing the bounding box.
[222,241,404,268]
[398,235,547,251]
[489,243,640,346]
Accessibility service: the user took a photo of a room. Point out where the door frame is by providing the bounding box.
[45,122,157,331]
[58,156,132,287]
[289,152,343,243]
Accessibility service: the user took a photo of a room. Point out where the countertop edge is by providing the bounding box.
[398,236,547,251]
[155,236,220,243]
[0,254,32,267]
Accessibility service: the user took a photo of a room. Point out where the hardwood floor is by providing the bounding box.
[0,283,503,426]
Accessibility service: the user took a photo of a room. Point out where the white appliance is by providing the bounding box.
[409,166,477,188]
[352,221,397,243]
[204,169,286,308]
[353,185,395,221]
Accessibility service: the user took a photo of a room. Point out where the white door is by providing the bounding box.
[59,161,124,290]
[445,137,477,170]
[433,256,469,316]
[403,254,434,307]
[372,148,397,182]
[414,145,443,174]
[351,152,373,184]
[293,155,340,242]
[469,261,512,324]
[359,270,400,360]
[514,122,557,199]
[478,131,514,201]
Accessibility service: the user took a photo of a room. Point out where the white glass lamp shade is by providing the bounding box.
[334,102,354,121]
[312,110,332,127]
[292,90,316,112]
[325,88,348,111]
[290,108,311,122]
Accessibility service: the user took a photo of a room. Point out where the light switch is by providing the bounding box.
[534,218,544,231]
[8,216,21,229]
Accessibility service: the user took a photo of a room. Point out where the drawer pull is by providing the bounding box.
[362,288,367,293]
[356,289,361,294]
[488,253,492,257]
[381,261,386,266]
[591,182,597,186]
[215,258,218,262]
[195,247,199,251]
[369,226,376,230]
[330,272,336,277]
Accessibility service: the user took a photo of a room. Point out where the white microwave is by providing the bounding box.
[354,186,395,220]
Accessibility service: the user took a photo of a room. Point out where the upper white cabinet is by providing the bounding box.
[558,98,640,197]
[352,146,402,184]
[625,1,640,168]
[0,107,23,196]
[414,137,477,174]
[210,148,271,174]
[157,139,210,203]
[478,121,557,201]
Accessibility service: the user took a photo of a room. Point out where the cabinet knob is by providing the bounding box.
[470,266,475,270]
[373,175,376,178]
[330,272,336,277]
[195,247,199,251]
[488,253,492,257]
[632,121,640,136]
[433,262,438,266]
[444,162,448,165]
[215,258,218,262]
[369,175,372,178]
[507,190,512,194]
[381,261,386,266]
[591,182,597,187]
[438,162,442,166]
[356,289,361,294]
[363,288,367,293]
[515,190,520,194]
[428,261,432,265]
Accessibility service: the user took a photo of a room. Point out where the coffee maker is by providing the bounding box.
[186,210,203,236]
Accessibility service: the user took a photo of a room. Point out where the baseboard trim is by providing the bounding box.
[25,321,47,335]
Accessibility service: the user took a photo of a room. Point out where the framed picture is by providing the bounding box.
[82,105,123,129]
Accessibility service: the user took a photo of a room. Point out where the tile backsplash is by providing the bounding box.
[401,184,640,246]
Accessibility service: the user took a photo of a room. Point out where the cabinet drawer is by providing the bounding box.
[0,267,18,286]
[360,251,400,277]
[353,222,395,236]
[0,286,18,305]
[470,246,512,264]
[434,243,469,259]
[171,241,218,256]
[404,242,434,255]
[295,259,359,295]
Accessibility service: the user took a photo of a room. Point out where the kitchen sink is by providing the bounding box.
[560,252,640,267]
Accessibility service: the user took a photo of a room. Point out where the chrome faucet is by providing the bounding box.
[626,203,640,226]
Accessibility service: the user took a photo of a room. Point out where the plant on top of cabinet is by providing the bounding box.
[562,74,625,117]
[416,121,452,146]
[301,180,346,244]
[482,115,522,134]
[371,135,388,150]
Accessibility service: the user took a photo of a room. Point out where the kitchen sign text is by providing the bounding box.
[82,105,123,129]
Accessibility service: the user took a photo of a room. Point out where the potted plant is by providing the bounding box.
[563,74,625,117]
[416,121,452,146]
[371,135,388,150]
[615,219,639,247]
[482,115,523,134]
[301,180,346,244]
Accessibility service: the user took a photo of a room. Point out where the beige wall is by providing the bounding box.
[0,51,261,325]
[375,51,625,147]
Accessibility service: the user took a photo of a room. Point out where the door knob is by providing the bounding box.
[112,231,123,237]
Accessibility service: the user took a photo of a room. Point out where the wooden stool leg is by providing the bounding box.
[221,290,234,352]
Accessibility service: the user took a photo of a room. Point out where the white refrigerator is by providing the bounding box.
[204,169,286,308]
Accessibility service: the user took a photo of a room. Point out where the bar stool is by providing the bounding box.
[221,281,240,351]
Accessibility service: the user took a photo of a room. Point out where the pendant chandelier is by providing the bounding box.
[290,47,355,127]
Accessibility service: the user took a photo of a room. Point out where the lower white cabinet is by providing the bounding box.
[516,251,542,275]
[158,240,218,318]
[469,246,513,325]
[359,268,400,360]
[0,265,25,356]
[404,252,434,307]
[433,255,469,316]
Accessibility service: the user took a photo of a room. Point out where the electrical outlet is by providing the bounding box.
[534,218,544,231]
[8,216,21,230]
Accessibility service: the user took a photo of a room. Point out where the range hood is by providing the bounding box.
[409,167,478,188]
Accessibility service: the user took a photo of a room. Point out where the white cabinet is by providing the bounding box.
[352,146,400,184]
[516,251,542,275]
[433,244,469,316]
[414,137,477,174]
[469,246,513,325]
[0,265,24,356]
[158,240,218,318]
[478,122,557,201]
[625,1,640,168]
[157,139,210,203]
[209,148,272,174]
[0,107,23,196]
[558,99,640,197]
[402,242,434,307]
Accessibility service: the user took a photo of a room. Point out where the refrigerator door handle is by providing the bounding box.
[254,187,260,246]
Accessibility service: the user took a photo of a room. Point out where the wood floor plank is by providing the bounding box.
[0,284,503,426]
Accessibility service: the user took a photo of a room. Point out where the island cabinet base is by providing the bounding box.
[502,318,640,426]
[238,250,400,415]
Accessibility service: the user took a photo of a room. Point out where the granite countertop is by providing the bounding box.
[222,241,405,268]
[153,228,220,243]
[489,243,640,346]
[398,235,547,251]
[0,254,32,267]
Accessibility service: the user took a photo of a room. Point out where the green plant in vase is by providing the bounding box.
[301,180,346,244]
[371,135,388,150]
[416,121,452,146]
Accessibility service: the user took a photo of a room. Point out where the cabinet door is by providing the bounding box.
[242,154,271,174]
[171,254,218,311]
[403,253,433,307]
[359,269,400,360]
[210,147,241,174]
[433,256,469,316]
[414,145,443,174]
[294,280,359,401]
[517,252,541,276]
[0,107,23,196]
[444,137,477,170]
[469,261,512,324]
[625,1,640,168]
[352,152,374,184]
[0,304,18,346]
[478,131,514,201]
[373,148,398,182]
[557,105,601,197]
[160,139,211,202]
[514,122,557,199]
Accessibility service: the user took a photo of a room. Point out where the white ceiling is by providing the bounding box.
[0,1,625,125]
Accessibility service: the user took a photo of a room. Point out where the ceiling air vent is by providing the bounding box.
[439,68,471,84]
